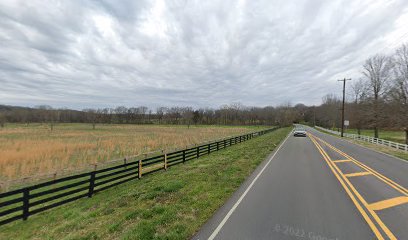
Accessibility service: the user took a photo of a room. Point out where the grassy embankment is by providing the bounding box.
[346,140,408,161]
[317,128,408,161]
[344,128,406,144]
[0,127,291,240]
[0,124,261,186]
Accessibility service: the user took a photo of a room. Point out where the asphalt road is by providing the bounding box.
[193,127,408,240]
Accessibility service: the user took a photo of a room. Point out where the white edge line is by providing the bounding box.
[310,126,408,165]
[208,130,292,240]
[344,138,408,164]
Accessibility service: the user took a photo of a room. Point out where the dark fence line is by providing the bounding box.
[0,127,279,226]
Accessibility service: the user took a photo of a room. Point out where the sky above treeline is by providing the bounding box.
[1,0,408,110]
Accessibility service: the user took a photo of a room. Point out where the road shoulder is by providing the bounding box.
[191,130,292,240]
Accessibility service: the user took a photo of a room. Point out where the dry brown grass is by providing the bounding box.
[0,123,254,186]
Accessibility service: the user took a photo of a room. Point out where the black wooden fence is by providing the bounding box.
[0,127,279,226]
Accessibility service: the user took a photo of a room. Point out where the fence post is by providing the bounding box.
[196,146,199,158]
[88,172,95,198]
[183,150,186,163]
[216,142,219,151]
[230,138,232,146]
[164,153,167,170]
[22,188,29,220]
[138,159,142,179]
[52,172,57,190]
[208,144,210,154]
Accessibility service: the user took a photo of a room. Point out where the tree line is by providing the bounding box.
[0,103,303,128]
[1,43,407,142]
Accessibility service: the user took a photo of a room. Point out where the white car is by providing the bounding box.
[293,128,307,137]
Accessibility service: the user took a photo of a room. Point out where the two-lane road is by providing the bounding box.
[193,127,408,240]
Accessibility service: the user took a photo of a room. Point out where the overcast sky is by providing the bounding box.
[1,0,408,110]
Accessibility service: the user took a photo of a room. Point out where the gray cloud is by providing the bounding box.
[1,0,408,109]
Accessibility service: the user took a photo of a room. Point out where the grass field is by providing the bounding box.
[344,128,406,144]
[0,127,291,240]
[316,127,408,162]
[0,123,260,186]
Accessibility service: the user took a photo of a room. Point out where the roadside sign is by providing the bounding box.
[344,120,349,126]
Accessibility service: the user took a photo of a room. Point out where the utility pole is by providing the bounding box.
[338,78,351,137]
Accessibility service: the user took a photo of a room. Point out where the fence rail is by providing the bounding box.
[315,126,408,152]
[0,127,279,226]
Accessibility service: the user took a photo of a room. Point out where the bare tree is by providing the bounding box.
[391,43,408,143]
[392,44,408,103]
[156,107,166,124]
[362,54,393,138]
[349,78,367,135]
[84,109,97,130]
[316,94,341,129]
[0,112,5,128]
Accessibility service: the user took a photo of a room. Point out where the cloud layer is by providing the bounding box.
[1,0,408,109]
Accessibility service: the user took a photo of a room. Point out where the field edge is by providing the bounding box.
[0,127,292,240]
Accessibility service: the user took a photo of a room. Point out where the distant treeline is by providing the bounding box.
[0,103,303,127]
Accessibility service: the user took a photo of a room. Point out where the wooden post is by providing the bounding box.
[138,159,142,179]
[208,144,210,154]
[124,157,127,169]
[52,172,57,190]
[164,153,167,170]
[196,146,200,158]
[183,150,186,163]
[216,142,219,151]
[88,172,95,198]
[22,189,29,220]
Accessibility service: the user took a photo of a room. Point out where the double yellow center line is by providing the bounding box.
[308,133,408,240]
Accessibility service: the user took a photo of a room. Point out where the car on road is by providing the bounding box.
[293,128,307,137]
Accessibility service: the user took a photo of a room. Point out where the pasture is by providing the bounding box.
[0,123,256,186]
[344,128,406,144]
[0,127,291,240]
